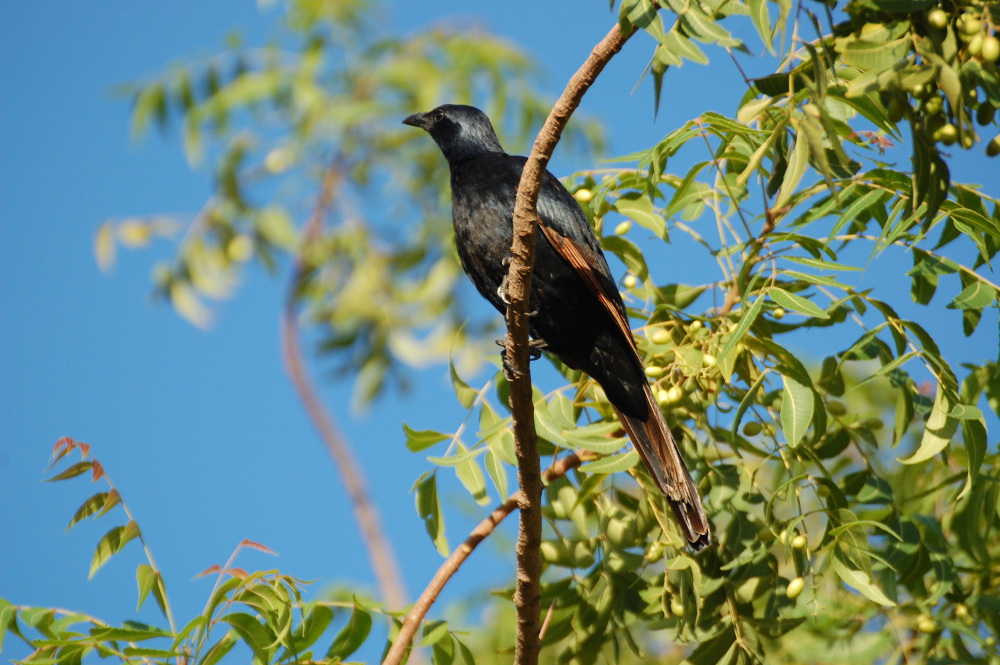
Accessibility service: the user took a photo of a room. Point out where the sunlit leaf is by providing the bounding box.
[327,602,372,660]
[780,374,814,447]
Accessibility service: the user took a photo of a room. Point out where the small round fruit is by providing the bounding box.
[645,366,665,378]
[742,421,763,436]
[670,597,685,617]
[982,35,1000,63]
[689,320,703,332]
[827,401,847,416]
[887,96,907,123]
[863,418,885,430]
[650,329,671,345]
[659,385,683,404]
[614,220,632,235]
[922,95,943,115]
[954,603,969,620]
[772,307,786,320]
[791,534,807,550]
[786,577,805,599]
[573,188,593,203]
[977,103,996,126]
[960,14,981,36]
[702,354,717,368]
[927,8,948,29]
[987,135,1000,157]
[934,123,959,145]
[916,615,937,633]
[623,274,638,289]
[969,33,984,56]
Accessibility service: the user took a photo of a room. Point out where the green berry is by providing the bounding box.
[927,8,948,29]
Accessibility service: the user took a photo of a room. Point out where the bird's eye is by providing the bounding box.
[432,109,446,123]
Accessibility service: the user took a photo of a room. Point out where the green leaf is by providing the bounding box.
[831,551,896,607]
[774,126,810,210]
[899,383,957,464]
[89,521,142,579]
[484,449,508,500]
[837,36,910,71]
[199,633,238,665]
[403,423,449,452]
[614,191,665,237]
[660,28,709,65]
[454,444,490,505]
[947,281,996,310]
[136,564,157,612]
[780,374,814,447]
[785,255,862,271]
[718,293,765,362]
[46,461,93,482]
[421,619,450,646]
[89,623,172,641]
[327,603,372,660]
[223,613,274,665]
[655,283,707,309]
[292,604,334,653]
[562,421,629,454]
[958,418,987,500]
[748,0,774,54]
[414,472,449,556]
[580,450,640,475]
[601,235,650,281]
[67,492,110,530]
[769,287,830,319]
[449,360,478,409]
[679,7,741,46]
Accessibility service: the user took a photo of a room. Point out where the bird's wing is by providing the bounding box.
[533,171,634,345]
[536,222,634,346]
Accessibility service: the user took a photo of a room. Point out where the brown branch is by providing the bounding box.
[505,21,638,665]
[281,163,408,611]
[381,453,587,665]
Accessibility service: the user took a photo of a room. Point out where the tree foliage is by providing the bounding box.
[8,0,1000,663]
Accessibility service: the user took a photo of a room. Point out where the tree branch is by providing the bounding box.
[505,21,638,665]
[281,163,408,611]
[381,453,588,665]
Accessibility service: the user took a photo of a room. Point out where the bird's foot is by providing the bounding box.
[497,257,512,305]
[496,336,547,380]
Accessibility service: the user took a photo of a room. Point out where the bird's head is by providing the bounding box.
[403,104,505,163]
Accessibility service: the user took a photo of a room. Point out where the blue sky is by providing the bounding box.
[1,1,997,662]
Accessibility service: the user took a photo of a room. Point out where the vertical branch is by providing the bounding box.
[505,21,638,665]
[281,163,408,611]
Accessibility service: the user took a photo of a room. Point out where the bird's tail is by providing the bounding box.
[612,383,711,551]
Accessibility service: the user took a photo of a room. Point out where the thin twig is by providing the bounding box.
[506,20,638,665]
[281,162,408,610]
[381,453,587,665]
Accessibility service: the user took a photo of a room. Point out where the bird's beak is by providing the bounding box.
[402,112,431,130]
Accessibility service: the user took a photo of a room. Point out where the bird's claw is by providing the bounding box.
[497,256,513,305]
[496,337,547,380]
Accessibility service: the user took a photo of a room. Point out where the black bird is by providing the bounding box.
[404,104,710,550]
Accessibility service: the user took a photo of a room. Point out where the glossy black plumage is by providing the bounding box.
[404,104,710,550]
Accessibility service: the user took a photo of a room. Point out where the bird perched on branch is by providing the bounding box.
[404,104,710,550]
